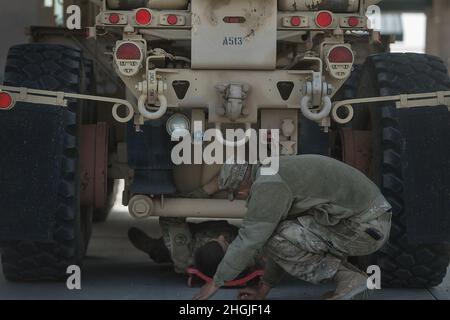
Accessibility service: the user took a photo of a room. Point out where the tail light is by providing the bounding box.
[282,15,308,28]
[290,16,302,27]
[167,15,179,25]
[115,41,144,76]
[326,45,354,80]
[316,11,333,28]
[108,13,120,24]
[135,8,152,25]
[347,16,360,27]
[328,46,354,63]
[160,14,186,26]
[116,42,142,60]
[103,12,126,25]
[0,92,14,110]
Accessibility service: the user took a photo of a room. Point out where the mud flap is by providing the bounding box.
[298,115,330,156]
[398,106,450,243]
[127,119,176,195]
[0,105,65,241]
[80,123,108,209]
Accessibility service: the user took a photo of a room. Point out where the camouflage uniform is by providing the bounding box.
[263,198,391,286]
[213,155,392,287]
[159,218,238,274]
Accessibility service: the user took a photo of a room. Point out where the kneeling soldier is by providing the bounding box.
[193,155,392,300]
[128,219,257,278]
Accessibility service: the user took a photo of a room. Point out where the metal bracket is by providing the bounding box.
[147,70,158,105]
[332,90,450,124]
[135,70,169,121]
[0,85,136,123]
[215,82,250,121]
[311,72,323,107]
[300,77,333,123]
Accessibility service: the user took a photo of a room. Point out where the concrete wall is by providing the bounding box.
[0,0,54,83]
[426,0,450,67]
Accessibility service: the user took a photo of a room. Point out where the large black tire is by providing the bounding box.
[0,44,90,281]
[354,53,450,288]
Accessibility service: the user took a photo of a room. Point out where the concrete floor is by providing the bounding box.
[1,189,450,300]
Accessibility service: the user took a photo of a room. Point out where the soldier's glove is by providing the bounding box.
[182,187,211,199]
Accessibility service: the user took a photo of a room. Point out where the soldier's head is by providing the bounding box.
[194,235,229,277]
[218,162,252,199]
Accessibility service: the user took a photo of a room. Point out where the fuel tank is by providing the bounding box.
[106,0,189,10]
[278,0,360,12]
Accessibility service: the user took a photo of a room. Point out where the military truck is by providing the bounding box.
[0,0,449,288]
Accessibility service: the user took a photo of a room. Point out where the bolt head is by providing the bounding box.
[134,202,148,214]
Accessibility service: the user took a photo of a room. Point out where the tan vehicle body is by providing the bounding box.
[0,0,449,220]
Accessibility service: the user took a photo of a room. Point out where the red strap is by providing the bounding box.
[186,267,264,287]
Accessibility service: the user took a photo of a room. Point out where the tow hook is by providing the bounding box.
[216,82,250,121]
[300,81,333,122]
[138,92,168,120]
[136,78,168,120]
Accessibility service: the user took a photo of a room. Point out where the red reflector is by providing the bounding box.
[290,16,302,27]
[316,11,333,28]
[109,13,120,24]
[328,46,354,63]
[0,92,13,109]
[167,15,178,25]
[116,43,142,60]
[135,8,152,25]
[348,16,359,27]
[223,16,246,24]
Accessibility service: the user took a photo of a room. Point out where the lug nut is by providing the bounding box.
[129,195,154,219]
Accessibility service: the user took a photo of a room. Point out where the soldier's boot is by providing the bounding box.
[327,263,368,300]
[128,227,172,263]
